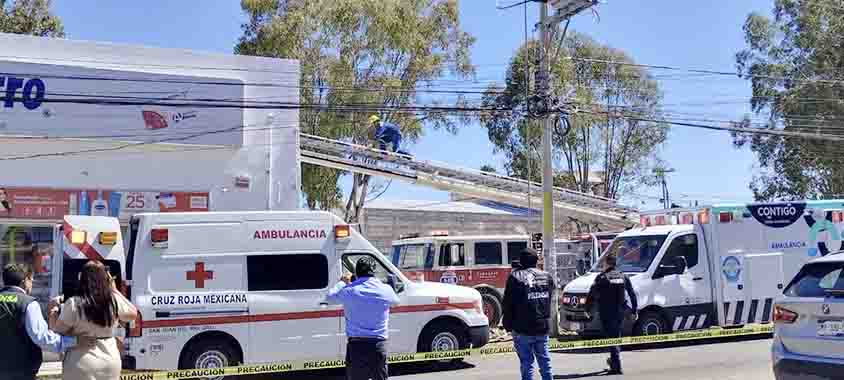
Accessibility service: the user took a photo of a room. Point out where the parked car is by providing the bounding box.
[772,253,844,380]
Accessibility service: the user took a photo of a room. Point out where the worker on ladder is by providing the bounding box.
[369,115,409,155]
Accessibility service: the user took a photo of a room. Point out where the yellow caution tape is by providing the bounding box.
[117,324,773,380]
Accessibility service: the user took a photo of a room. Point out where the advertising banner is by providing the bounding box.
[0,186,208,221]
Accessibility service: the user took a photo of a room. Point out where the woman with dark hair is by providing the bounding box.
[49,261,137,380]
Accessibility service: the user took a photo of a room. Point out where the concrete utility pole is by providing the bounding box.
[537,0,598,336]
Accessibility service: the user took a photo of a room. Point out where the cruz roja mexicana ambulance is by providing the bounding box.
[49,211,490,376]
[560,201,842,337]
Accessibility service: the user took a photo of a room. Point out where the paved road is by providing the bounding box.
[263,336,774,380]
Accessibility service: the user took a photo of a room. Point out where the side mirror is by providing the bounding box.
[673,256,688,274]
[387,274,404,293]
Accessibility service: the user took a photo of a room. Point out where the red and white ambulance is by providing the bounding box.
[390,233,525,327]
[50,212,490,376]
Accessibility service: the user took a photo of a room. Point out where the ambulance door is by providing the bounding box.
[339,252,409,355]
[652,233,716,331]
[247,252,342,362]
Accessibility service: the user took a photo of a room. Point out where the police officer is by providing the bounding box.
[0,264,73,380]
[327,257,400,380]
[502,248,555,380]
[585,255,638,375]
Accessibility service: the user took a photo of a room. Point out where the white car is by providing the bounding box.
[772,253,844,380]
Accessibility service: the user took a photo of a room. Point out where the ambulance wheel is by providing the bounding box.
[419,320,468,368]
[479,292,503,327]
[180,337,242,380]
[634,311,669,336]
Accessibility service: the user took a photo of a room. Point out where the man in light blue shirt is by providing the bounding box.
[327,257,399,380]
[0,264,75,380]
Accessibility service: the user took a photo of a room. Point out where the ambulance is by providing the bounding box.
[560,201,843,338]
[50,212,490,376]
[391,232,580,327]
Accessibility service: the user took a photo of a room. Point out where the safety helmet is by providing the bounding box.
[368,114,380,124]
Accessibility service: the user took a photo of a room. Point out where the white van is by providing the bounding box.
[50,212,489,374]
[561,201,839,338]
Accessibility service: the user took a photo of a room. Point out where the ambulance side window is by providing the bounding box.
[660,234,699,269]
[247,254,329,291]
[341,253,401,291]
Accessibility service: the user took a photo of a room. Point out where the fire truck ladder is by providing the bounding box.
[299,134,638,228]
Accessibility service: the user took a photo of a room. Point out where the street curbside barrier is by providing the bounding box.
[117,324,773,380]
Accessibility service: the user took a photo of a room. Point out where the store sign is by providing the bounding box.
[0,186,209,220]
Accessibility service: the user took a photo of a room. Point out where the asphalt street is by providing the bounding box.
[258,335,774,380]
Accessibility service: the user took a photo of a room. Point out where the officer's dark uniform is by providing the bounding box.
[585,264,638,374]
[0,286,43,380]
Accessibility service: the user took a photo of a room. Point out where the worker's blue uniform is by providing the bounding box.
[374,122,403,153]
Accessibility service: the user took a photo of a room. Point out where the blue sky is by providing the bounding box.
[53,0,774,210]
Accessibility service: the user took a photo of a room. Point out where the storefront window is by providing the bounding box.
[0,225,54,308]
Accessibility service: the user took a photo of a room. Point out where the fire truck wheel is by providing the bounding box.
[633,310,669,336]
[480,292,502,327]
[419,320,468,367]
[180,337,242,380]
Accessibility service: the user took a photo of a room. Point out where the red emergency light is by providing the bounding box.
[833,211,843,223]
[680,213,694,225]
[151,228,169,248]
[718,212,733,223]
[698,210,711,224]
[640,216,651,227]
[654,215,667,225]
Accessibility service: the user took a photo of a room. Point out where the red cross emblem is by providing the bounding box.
[186,262,214,289]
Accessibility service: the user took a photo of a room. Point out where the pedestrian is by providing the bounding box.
[49,260,137,380]
[369,115,407,155]
[327,257,400,380]
[502,248,555,380]
[584,254,638,375]
[0,264,75,380]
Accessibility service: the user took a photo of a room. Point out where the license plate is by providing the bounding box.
[817,320,844,337]
[569,322,581,331]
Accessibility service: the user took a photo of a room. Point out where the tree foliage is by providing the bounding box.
[480,32,668,200]
[734,0,844,201]
[0,0,63,37]
[237,0,474,220]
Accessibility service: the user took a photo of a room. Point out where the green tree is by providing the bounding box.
[734,0,844,201]
[0,0,63,37]
[480,33,667,200]
[237,0,474,220]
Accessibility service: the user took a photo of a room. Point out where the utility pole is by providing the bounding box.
[653,168,675,209]
[537,0,598,337]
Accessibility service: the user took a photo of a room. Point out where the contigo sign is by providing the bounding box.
[747,202,806,228]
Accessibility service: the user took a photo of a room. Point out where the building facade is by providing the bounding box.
[0,33,300,306]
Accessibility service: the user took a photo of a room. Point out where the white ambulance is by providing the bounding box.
[560,201,841,338]
[50,212,489,375]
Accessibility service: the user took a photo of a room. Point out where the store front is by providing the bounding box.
[0,187,209,307]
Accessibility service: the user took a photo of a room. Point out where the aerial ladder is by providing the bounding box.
[299,134,638,229]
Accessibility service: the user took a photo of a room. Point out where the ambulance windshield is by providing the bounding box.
[592,234,668,273]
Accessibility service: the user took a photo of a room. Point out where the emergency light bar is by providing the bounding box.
[832,210,843,223]
[150,228,168,248]
[430,230,449,237]
[335,225,351,239]
[70,230,87,245]
[398,233,420,240]
[98,232,118,246]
